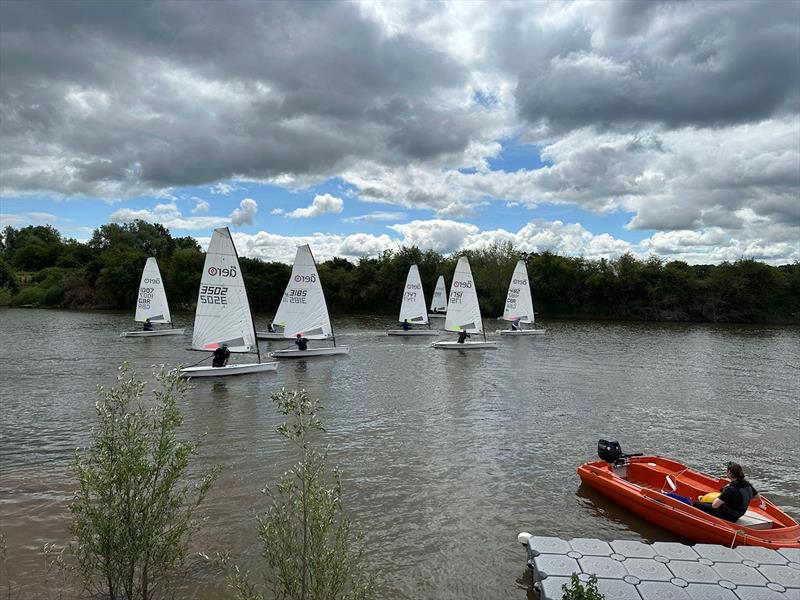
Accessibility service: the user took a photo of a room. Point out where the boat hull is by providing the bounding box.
[121,328,186,337]
[496,328,546,335]
[255,332,286,340]
[431,340,498,350]
[427,313,446,319]
[176,361,278,377]
[387,330,440,336]
[578,456,800,548]
[269,346,350,358]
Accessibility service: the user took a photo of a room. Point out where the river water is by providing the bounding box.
[1,308,798,599]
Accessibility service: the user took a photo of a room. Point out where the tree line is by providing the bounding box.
[1,221,798,323]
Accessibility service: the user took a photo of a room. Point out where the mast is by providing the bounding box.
[228,226,262,363]
[309,245,336,347]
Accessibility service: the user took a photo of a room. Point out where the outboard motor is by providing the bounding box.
[598,439,623,463]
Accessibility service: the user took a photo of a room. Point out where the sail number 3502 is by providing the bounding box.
[199,285,228,304]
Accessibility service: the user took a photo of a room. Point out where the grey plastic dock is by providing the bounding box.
[520,535,800,600]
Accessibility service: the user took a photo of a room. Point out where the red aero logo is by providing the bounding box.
[208,266,237,277]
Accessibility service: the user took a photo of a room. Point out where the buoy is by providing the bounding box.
[518,532,532,546]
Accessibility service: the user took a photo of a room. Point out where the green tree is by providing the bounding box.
[70,364,220,600]
[561,574,605,600]
[228,389,374,600]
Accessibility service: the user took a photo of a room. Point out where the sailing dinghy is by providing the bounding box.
[177,227,277,377]
[428,275,447,319]
[496,260,545,335]
[431,257,497,350]
[269,245,349,358]
[121,257,185,337]
[387,265,439,336]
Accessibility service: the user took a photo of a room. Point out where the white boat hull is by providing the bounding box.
[121,328,186,338]
[270,346,350,359]
[176,361,278,377]
[496,328,546,335]
[387,330,440,336]
[427,313,446,318]
[256,332,286,340]
[431,340,498,350]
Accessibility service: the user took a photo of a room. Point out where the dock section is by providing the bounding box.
[519,534,800,599]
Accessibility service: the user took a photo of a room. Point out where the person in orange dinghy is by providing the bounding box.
[693,461,759,522]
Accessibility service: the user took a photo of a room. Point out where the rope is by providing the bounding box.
[186,354,212,368]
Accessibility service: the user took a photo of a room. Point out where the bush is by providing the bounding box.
[561,573,605,600]
[227,389,374,600]
[70,364,220,600]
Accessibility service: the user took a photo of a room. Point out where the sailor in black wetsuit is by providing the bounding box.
[212,343,230,367]
[143,318,154,331]
[692,462,758,522]
[401,319,410,331]
[295,334,308,351]
[457,330,470,344]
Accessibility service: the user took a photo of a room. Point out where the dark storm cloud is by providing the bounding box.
[514,1,800,131]
[0,0,470,196]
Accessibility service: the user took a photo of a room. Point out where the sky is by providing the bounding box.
[1,0,798,264]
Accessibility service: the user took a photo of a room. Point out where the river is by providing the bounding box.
[1,308,798,598]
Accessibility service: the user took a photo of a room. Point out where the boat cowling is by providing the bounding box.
[598,439,623,463]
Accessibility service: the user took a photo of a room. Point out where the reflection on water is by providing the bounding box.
[1,308,798,599]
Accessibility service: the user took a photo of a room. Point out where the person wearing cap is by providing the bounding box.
[457,330,470,343]
[212,343,230,367]
[143,318,154,331]
[692,462,759,522]
[295,333,308,351]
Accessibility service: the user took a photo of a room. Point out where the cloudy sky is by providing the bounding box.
[1,0,798,264]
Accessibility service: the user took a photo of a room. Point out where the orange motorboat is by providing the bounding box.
[577,440,800,549]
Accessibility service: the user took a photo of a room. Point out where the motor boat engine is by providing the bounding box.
[598,439,623,463]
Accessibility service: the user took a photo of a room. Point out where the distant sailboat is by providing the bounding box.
[269,245,349,358]
[120,257,185,337]
[431,257,497,350]
[496,261,546,335]
[177,227,277,377]
[428,275,447,319]
[387,264,439,336]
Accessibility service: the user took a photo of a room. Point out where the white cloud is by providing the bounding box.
[271,208,285,215]
[0,212,58,228]
[436,201,480,218]
[210,182,238,195]
[286,193,344,218]
[229,198,258,226]
[341,211,405,223]
[192,200,210,214]
[107,197,259,230]
[388,219,480,253]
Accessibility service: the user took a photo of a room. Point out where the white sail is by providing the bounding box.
[502,260,535,324]
[444,257,483,333]
[273,245,333,340]
[430,275,448,312]
[134,257,171,323]
[398,265,428,324]
[191,227,256,353]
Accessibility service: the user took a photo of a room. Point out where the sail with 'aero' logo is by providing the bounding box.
[502,260,535,324]
[273,245,332,339]
[444,256,483,333]
[430,275,447,313]
[398,265,428,324]
[191,227,256,353]
[135,257,172,324]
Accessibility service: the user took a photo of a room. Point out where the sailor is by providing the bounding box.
[212,343,230,368]
[401,319,410,331]
[457,330,470,344]
[510,318,521,331]
[295,333,308,351]
[267,321,276,333]
[143,318,154,331]
[692,462,759,522]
